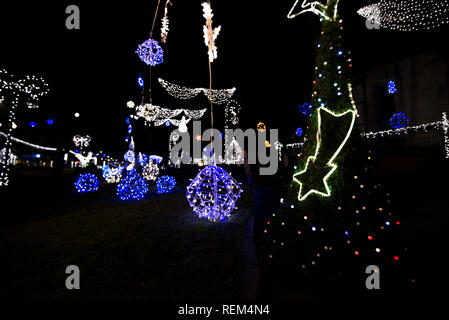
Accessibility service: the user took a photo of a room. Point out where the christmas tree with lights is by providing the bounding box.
[263,0,405,294]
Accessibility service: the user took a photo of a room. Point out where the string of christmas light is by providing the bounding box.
[186,164,243,221]
[0,131,58,151]
[443,112,449,158]
[0,69,49,187]
[156,175,176,194]
[358,0,449,31]
[158,78,236,105]
[128,101,207,127]
[75,174,100,193]
[161,0,172,43]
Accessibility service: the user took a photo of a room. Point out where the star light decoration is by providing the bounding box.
[358,0,449,31]
[202,2,221,62]
[186,164,243,221]
[136,38,164,66]
[293,107,357,201]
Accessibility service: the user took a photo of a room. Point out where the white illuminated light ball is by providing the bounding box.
[74,113,80,118]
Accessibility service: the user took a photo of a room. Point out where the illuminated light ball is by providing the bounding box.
[138,77,144,87]
[355,251,360,256]
[257,122,266,132]
[388,80,397,94]
[311,226,316,232]
[375,248,381,253]
[29,121,36,128]
[368,235,373,240]
[393,256,399,261]
[142,161,159,181]
[136,38,164,66]
[295,127,303,137]
[47,119,54,125]
[186,164,243,222]
[390,112,409,129]
[75,174,100,193]
[74,112,80,118]
[337,50,343,56]
[165,120,171,127]
[156,175,176,194]
[345,231,349,236]
[117,169,148,200]
[396,221,401,225]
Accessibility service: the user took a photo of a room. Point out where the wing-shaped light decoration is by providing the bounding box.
[202,2,221,62]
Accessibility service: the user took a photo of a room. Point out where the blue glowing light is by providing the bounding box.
[165,120,171,127]
[312,226,317,232]
[186,164,243,222]
[75,149,79,154]
[34,154,41,158]
[156,175,176,194]
[295,127,303,137]
[388,80,397,94]
[345,231,349,236]
[47,119,54,125]
[30,121,36,128]
[137,153,149,166]
[299,103,312,116]
[138,77,144,87]
[136,38,164,66]
[124,150,135,163]
[337,50,343,56]
[75,174,100,193]
[390,112,409,129]
[117,169,148,200]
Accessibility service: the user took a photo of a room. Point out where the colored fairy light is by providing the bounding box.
[138,77,144,87]
[186,164,243,222]
[156,175,176,194]
[75,174,100,193]
[47,119,54,125]
[136,38,164,66]
[29,122,36,128]
[117,169,148,200]
[165,120,171,127]
[388,80,397,94]
[295,127,303,137]
[390,112,409,129]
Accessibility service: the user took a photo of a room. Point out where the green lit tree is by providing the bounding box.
[263,0,405,294]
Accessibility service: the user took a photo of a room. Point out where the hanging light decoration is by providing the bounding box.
[136,38,164,66]
[186,164,243,221]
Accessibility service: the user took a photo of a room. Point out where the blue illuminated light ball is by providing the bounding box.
[136,38,164,66]
[156,175,176,194]
[125,117,130,124]
[75,174,100,193]
[165,120,171,127]
[295,127,303,137]
[390,112,409,129]
[388,80,397,94]
[117,169,148,200]
[30,121,36,128]
[47,119,54,125]
[138,77,144,87]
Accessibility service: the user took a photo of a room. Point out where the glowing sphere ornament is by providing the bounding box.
[390,112,409,129]
[117,169,148,201]
[142,161,160,181]
[75,174,100,193]
[186,164,243,221]
[295,127,303,137]
[156,175,176,194]
[136,38,164,66]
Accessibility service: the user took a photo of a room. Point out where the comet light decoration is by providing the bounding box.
[117,169,148,200]
[136,38,164,66]
[202,2,221,62]
[0,69,49,187]
[142,161,160,181]
[161,0,172,43]
[357,0,449,31]
[156,175,176,194]
[390,112,409,129]
[75,174,100,193]
[186,164,243,221]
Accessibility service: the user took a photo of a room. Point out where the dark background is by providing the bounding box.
[1,0,448,157]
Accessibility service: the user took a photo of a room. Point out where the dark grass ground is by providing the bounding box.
[0,167,252,300]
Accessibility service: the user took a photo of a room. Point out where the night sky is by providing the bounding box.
[1,0,447,158]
